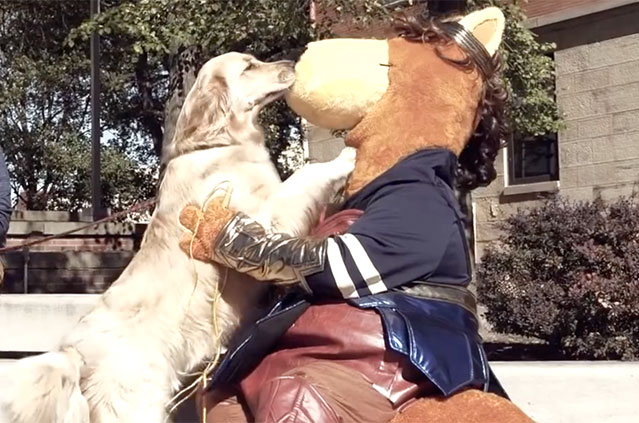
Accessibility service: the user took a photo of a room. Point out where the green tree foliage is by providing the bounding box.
[69,0,560,162]
[69,0,316,158]
[69,0,386,169]
[0,0,559,211]
[468,0,561,137]
[0,1,156,211]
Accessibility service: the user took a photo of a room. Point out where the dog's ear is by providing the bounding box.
[180,76,230,141]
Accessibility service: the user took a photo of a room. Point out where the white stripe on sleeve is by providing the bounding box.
[340,234,388,294]
[326,238,359,298]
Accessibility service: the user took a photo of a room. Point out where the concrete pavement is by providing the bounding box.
[492,361,639,423]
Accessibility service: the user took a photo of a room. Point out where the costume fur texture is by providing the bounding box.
[391,390,534,423]
[0,53,354,423]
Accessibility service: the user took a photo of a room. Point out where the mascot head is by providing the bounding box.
[286,7,508,194]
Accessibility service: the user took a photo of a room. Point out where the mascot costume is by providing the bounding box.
[179,6,534,423]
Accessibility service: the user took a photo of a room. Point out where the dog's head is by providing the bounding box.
[166,52,295,162]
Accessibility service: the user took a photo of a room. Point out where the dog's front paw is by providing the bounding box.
[336,146,356,164]
[331,147,356,176]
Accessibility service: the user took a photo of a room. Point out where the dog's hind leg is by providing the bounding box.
[0,349,88,423]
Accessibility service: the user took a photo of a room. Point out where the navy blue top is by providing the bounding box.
[304,148,472,298]
[208,148,489,396]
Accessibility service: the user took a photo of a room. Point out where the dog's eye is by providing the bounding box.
[246,62,257,71]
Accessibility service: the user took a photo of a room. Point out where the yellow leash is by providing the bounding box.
[166,182,234,421]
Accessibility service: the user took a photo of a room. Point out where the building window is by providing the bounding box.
[508,133,559,185]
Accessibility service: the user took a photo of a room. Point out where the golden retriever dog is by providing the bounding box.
[0,52,355,423]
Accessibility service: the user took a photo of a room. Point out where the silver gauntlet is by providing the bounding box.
[213,212,327,284]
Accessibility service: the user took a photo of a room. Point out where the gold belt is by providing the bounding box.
[399,281,478,319]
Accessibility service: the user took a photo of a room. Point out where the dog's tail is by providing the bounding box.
[0,348,89,423]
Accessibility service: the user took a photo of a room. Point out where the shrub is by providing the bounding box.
[477,197,639,360]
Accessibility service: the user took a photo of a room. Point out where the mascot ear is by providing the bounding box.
[458,7,505,56]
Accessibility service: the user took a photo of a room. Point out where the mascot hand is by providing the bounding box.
[178,197,236,263]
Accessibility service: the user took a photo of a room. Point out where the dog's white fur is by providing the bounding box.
[0,52,355,423]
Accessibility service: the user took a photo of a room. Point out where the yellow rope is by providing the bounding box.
[198,266,228,420]
[165,182,233,420]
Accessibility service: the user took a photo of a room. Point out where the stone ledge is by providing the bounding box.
[7,221,142,237]
[0,294,99,352]
[10,210,90,223]
[2,251,134,270]
[502,180,560,196]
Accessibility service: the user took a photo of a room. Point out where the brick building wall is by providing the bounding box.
[1,211,144,293]
[523,0,602,18]
[555,33,639,200]
[472,2,639,260]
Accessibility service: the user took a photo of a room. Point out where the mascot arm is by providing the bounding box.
[179,197,328,285]
[207,211,328,285]
[179,181,458,298]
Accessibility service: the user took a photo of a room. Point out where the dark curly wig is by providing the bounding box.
[393,13,510,191]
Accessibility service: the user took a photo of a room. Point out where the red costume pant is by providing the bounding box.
[198,304,436,423]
